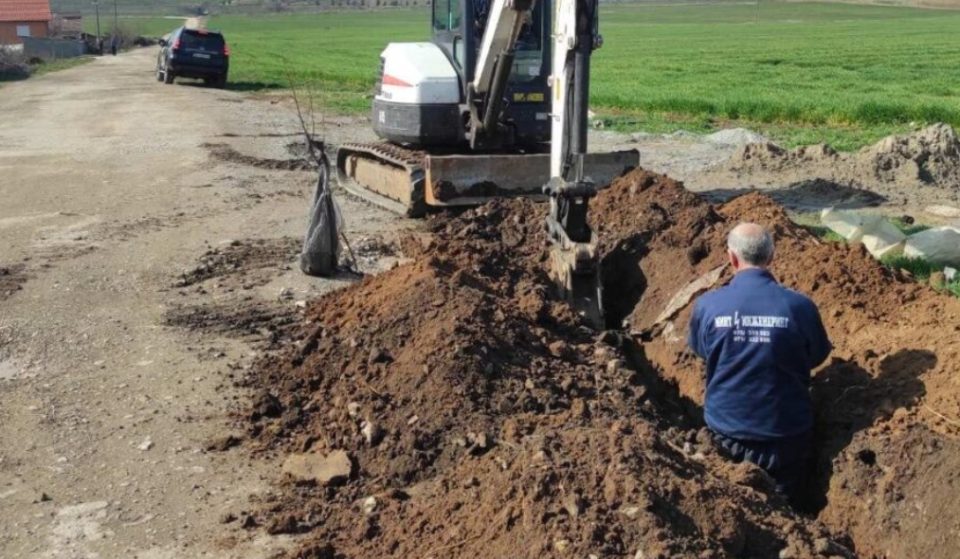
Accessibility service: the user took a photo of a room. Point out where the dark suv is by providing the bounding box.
[157,27,229,88]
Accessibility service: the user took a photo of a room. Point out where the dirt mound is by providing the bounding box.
[235,167,960,558]
[711,123,960,205]
[592,169,960,559]
[238,198,841,558]
[863,122,960,185]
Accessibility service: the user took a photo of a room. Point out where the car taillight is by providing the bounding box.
[172,38,181,50]
[223,43,230,56]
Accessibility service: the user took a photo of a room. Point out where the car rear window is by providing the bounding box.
[180,30,224,51]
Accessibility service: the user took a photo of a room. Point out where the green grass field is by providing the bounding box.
[197,2,960,149]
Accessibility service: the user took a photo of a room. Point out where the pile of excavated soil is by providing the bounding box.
[593,169,960,559]
[237,167,960,559]
[238,199,845,558]
[706,123,960,206]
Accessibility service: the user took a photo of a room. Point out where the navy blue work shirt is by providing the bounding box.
[687,268,832,441]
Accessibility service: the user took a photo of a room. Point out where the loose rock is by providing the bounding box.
[282,450,353,486]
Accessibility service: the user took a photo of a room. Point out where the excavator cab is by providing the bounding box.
[430,0,551,148]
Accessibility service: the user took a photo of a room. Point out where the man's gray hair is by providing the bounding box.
[727,222,774,266]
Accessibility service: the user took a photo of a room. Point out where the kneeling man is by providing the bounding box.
[688,223,831,506]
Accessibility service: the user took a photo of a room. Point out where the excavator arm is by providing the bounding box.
[466,0,537,149]
[471,0,605,328]
[544,0,605,329]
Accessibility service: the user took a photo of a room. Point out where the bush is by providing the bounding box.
[0,48,31,81]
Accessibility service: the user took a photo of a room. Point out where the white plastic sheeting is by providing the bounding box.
[821,208,960,267]
[820,209,906,259]
[904,227,960,266]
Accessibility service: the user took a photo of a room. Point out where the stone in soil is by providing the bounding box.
[282,450,353,486]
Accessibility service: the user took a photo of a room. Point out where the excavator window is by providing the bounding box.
[449,0,461,29]
[432,0,446,30]
[432,0,461,31]
[509,5,544,83]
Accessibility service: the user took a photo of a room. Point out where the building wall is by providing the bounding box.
[50,15,83,37]
[0,21,49,46]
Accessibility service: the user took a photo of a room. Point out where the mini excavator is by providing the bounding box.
[337,0,637,327]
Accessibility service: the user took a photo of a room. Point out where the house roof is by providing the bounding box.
[0,0,52,23]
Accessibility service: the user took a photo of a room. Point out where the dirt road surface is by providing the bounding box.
[0,48,401,557]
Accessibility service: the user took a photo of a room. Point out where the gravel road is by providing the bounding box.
[0,47,401,558]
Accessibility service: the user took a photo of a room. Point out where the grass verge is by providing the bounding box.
[31,56,94,77]
[0,55,93,86]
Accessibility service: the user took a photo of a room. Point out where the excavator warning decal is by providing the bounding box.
[513,92,545,103]
[382,75,413,87]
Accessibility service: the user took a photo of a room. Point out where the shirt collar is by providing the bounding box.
[730,267,776,286]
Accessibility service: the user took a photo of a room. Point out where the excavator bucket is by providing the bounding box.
[336,142,638,217]
[547,229,604,329]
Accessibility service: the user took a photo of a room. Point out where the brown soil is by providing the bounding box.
[203,142,315,171]
[237,199,849,558]
[174,237,300,288]
[236,167,960,559]
[164,298,302,351]
[593,169,960,559]
[708,123,960,205]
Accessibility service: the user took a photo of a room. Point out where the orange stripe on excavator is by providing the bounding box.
[382,75,414,87]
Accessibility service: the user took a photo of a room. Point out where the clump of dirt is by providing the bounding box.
[592,168,960,559]
[239,198,844,558]
[863,123,960,186]
[202,143,314,171]
[164,298,301,350]
[0,264,28,301]
[709,123,960,205]
[174,237,299,288]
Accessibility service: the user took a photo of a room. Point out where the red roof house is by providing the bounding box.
[0,0,52,45]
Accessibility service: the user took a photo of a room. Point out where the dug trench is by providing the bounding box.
[226,168,960,558]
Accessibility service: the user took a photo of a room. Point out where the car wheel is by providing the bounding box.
[163,68,175,85]
[216,74,227,89]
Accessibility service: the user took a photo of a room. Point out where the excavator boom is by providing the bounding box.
[543,0,605,328]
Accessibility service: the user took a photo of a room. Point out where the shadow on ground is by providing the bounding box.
[807,348,934,513]
[700,179,887,211]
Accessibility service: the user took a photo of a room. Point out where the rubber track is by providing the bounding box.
[336,142,428,217]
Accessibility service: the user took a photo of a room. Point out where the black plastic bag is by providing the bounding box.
[300,151,341,277]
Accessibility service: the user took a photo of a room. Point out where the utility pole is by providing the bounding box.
[93,1,101,38]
